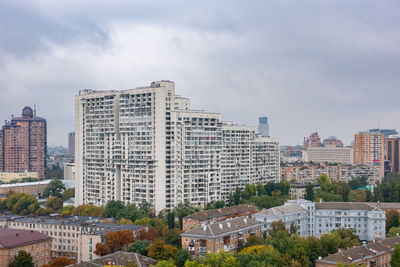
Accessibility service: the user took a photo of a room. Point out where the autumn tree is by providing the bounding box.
[138,227,159,241]
[94,243,109,256]
[45,196,63,211]
[104,230,135,253]
[42,257,76,267]
[147,239,177,261]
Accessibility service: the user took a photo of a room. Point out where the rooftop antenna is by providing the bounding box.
[34,103,37,117]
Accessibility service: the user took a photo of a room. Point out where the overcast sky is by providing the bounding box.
[0,0,399,147]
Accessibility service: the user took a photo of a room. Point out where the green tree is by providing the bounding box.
[9,250,34,267]
[167,212,175,229]
[152,260,176,267]
[173,202,197,230]
[164,229,181,248]
[45,196,63,211]
[127,240,150,256]
[389,211,400,229]
[388,227,400,237]
[105,200,125,218]
[61,188,75,201]
[147,239,177,261]
[174,249,190,267]
[267,220,287,238]
[365,189,373,202]
[60,206,74,217]
[391,244,400,267]
[304,183,314,201]
[43,178,66,198]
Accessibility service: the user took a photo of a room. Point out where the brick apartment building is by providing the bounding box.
[181,216,261,257]
[0,228,51,267]
[315,235,400,267]
[0,107,47,179]
[182,204,259,231]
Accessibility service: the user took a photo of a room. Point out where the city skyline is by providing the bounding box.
[1,1,400,147]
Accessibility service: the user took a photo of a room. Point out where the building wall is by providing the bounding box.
[63,163,75,181]
[0,181,49,198]
[302,147,354,164]
[354,132,385,177]
[0,239,51,267]
[0,171,38,183]
[68,132,75,158]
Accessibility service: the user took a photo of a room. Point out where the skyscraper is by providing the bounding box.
[257,117,269,137]
[68,132,75,158]
[0,107,47,179]
[75,81,280,212]
[385,135,400,174]
[354,131,385,177]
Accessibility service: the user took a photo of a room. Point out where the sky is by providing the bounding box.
[0,0,399,147]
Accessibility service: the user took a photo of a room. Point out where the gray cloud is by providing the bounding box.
[0,0,399,146]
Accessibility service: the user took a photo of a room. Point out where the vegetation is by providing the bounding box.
[45,165,63,180]
[43,178,65,198]
[9,250,34,267]
[94,230,135,256]
[391,244,400,267]
[42,257,76,267]
[6,177,40,184]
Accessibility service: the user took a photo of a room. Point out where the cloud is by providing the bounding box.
[0,0,399,146]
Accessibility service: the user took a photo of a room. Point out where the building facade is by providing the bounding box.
[385,135,400,174]
[302,146,354,164]
[75,81,280,212]
[354,131,385,177]
[68,132,75,158]
[257,117,269,137]
[0,107,47,179]
[181,217,261,257]
[253,200,386,241]
[0,228,51,267]
[0,180,51,198]
[63,163,76,181]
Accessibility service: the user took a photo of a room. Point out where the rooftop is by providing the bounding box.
[0,228,51,248]
[67,251,157,267]
[181,216,260,238]
[315,202,381,211]
[183,204,258,221]
[256,204,306,217]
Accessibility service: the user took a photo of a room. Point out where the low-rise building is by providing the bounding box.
[0,228,51,267]
[182,204,258,231]
[66,251,157,267]
[181,216,261,257]
[315,235,400,267]
[0,215,146,263]
[0,171,38,183]
[0,180,51,198]
[253,200,386,241]
[289,182,319,199]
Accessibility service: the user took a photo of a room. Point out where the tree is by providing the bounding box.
[147,239,177,261]
[9,250,33,267]
[104,230,135,253]
[267,220,287,238]
[365,189,373,202]
[42,257,76,267]
[59,206,74,217]
[163,229,181,248]
[138,227,159,241]
[62,188,75,201]
[174,249,190,267]
[94,243,109,256]
[304,183,314,201]
[167,212,175,229]
[152,260,176,267]
[289,221,298,235]
[127,240,151,255]
[105,200,126,218]
[45,196,63,211]
[389,211,400,229]
[388,227,400,237]
[43,178,66,198]
[173,202,197,229]
[392,244,400,267]
[72,204,104,216]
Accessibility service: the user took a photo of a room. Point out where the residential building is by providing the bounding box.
[385,135,400,174]
[322,136,343,147]
[289,182,319,199]
[68,132,75,158]
[0,228,51,267]
[0,215,146,263]
[0,171,38,183]
[0,180,52,198]
[181,216,261,257]
[253,200,386,241]
[354,131,385,177]
[257,117,269,137]
[75,81,280,212]
[303,132,321,149]
[66,251,158,267]
[315,235,400,267]
[182,204,259,231]
[63,163,76,181]
[0,107,47,179]
[302,146,354,164]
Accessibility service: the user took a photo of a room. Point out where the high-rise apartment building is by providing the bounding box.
[0,107,47,179]
[68,132,75,158]
[354,131,385,177]
[75,81,280,212]
[257,117,269,137]
[386,135,400,174]
[303,132,321,149]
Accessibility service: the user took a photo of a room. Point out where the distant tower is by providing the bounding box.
[258,117,269,137]
[68,132,75,158]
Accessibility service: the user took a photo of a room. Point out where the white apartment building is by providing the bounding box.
[253,200,386,241]
[63,163,75,181]
[75,81,280,212]
[302,146,354,164]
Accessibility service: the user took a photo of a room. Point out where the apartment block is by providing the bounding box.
[0,228,51,267]
[181,216,261,257]
[0,107,47,179]
[182,204,258,231]
[75,81,280,212]
[315,236,400,267]
[0,215,146,263]
[385,135,400,174]
[63,163,76,181]
[302,146,354,164]
[253,200,386,241]
[68,132,75,158]
[354,131,385,177]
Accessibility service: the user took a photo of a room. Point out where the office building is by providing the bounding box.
[0,107,47,179]
[68,132,75,158]
[302,146,354,164]
[75,81,280,212]
[253,199,386,241]
[181,217,261,257]
[354,131,385,177]
[0,215,146,263]
[315,235,400,267]
[0,228,51,267]
[257,117,269,137]
[385,135,400,174]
